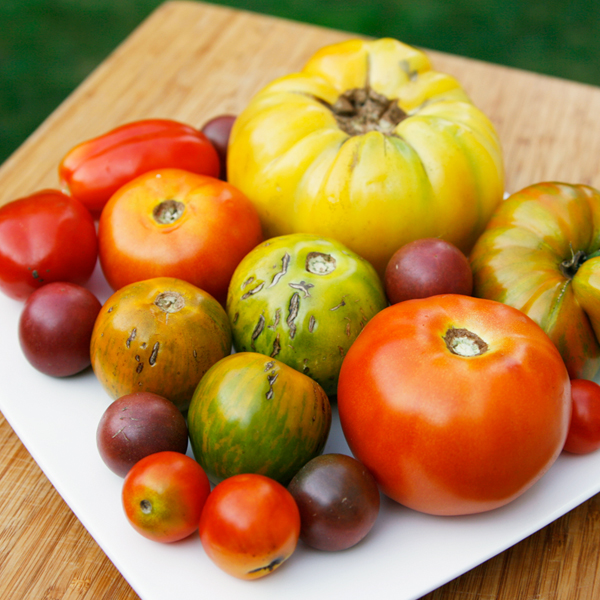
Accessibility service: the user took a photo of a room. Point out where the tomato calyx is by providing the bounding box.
[152,199,185,225]
[330,87,406,136]
[154,291,185,313]
[559,244,600,279]
[443,327,488,357]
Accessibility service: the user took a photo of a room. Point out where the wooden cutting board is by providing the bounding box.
[1,2,600,598]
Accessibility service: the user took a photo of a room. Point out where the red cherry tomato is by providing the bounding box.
[98,168,263,304]
[0,190,98,300]
[337,294,571,516]
[58,119,220,216]
[563,379,600,454]
[122,451,211,543]
[199,473,300,580]
[201,115,236,180]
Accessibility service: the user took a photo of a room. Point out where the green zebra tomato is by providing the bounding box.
[226,234,387,396]
[187,352,331,485]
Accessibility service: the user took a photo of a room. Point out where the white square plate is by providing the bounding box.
[1,262,599,600]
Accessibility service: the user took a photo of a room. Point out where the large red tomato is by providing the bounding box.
[98,168,263,305]
[0,190,97,300]
[337,294,571,516]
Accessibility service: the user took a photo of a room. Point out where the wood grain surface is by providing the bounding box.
[1,2,600,598]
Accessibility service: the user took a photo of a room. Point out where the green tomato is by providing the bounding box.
[226,234,387,395]
[187,352,332,485]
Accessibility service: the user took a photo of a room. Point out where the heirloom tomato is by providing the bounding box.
[226,233,387,395]
[0,190,97,300]
[90,277,231,412]
[98,168,262,305]
[122,451,211,543]
[59,118,220,216]
[337,294,571,516]
[471,182,600,381]
[228,37,504,275]
[563,379,600,455]
[188,352,331,485]
[199,473,300,580]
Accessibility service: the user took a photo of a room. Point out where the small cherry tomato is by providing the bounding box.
[563,379,600,454]
[98,168,263,304]
[0,190,98,300]
[201,115,236,180]
[199,473,300,580]
[384,237,473,304]
[288,453,380,551]
[122,451,211,543]
[59,119,220,216]
[18,282,101,377]
[96,392,189,477]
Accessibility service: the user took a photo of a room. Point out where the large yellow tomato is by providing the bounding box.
[228,38,504,275]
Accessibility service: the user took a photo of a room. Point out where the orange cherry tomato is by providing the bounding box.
[563,379,600,454]
[98,168,263,305]
[337,294,572,516]
[199,473,300,580]
[122,451,211,543]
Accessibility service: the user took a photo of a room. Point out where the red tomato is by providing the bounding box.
[563,379,600,454]
[337,294,572,516]
[0,190,98,300]
[122,451,211,543]
[199,473,300,580]
[59,119,220,216]
[98,168,263,304]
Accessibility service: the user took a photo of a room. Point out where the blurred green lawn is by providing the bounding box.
[2,0,599,165]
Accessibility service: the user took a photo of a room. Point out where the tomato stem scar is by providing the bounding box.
[443,327,488,357]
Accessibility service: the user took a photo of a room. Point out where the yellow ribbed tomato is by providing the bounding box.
[228,38,504,275]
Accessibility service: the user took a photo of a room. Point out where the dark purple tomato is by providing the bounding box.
[96,392,189,477]
[287,453,380,551]
[18,282,101,376]
[201,115,236,180]
[384,238,473,304]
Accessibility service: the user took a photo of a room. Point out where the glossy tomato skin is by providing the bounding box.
[90,277,232,412]
[337,294,571,516]
[287,453,380,551]
[229,38,504,276]
[0,190,98,300]
[18,282,101,376]
[471,182,600,381]
[199,473,300,579]
[59,119,220,216]
[98,168,263,305]
[122,451,211,543]
[96,392,189,477]
[384,238,473,304]
[563,379,600,454]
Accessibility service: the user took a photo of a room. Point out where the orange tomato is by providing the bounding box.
[199,474,300,579]
[98,168,263,305]
[337,294,572,516]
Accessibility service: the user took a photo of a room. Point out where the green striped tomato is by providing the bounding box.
[187,352,332,485]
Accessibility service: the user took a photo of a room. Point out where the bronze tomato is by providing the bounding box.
[90,277,232,412]
[98,168,263,305]
[122,451,211,543]
[337,294,571,516]
[199,473,300,580]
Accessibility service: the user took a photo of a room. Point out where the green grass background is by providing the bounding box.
[2,0,599,165]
